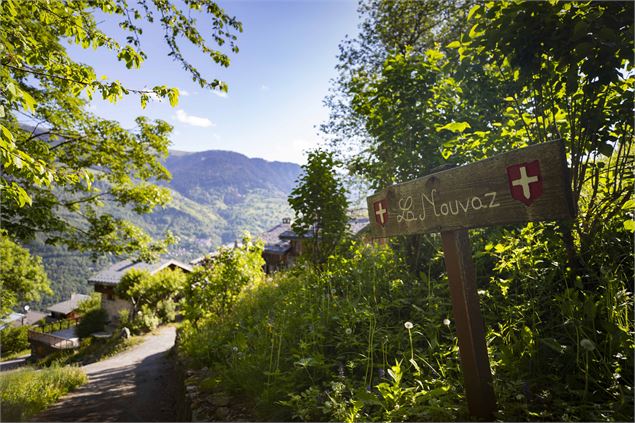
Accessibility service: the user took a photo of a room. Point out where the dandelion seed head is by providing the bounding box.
[404,321,414,329]
[443,318,451,327]
[345,328,352,335]
[580,338,595,351]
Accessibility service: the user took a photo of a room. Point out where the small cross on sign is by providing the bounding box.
[374,199,388,226]
[507,160,543,206]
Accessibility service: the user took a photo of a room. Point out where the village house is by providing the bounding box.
[190,215,372,274]
[260,217,293,273]
[0,310,48,330]
[88,259,192,325]
[47,293,91,321]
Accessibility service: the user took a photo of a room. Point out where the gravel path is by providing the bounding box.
[32,325,180,422]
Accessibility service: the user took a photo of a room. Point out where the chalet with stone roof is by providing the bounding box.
[89,259,192,325]
[47,293,91,321]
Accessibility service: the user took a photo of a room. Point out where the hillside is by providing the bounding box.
[27,150,302,306]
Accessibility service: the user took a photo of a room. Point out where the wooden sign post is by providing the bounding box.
[366,141,574,419]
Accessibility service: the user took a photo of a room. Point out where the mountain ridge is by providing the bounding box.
[28,149,303,307]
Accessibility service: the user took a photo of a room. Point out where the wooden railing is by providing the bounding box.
[38,318,77,334]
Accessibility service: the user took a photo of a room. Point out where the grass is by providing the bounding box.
[37,334,143,367]
[0,365,87,421]
[0,348,31,362]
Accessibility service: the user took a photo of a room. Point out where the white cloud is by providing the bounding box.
[175,109,215,128]
[212,90,228,99]
[180,89,190,97]
[260,84,270,91]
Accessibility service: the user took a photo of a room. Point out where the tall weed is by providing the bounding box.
[0,365,87,421]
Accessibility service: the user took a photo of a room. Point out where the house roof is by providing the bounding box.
[263,241,292,255]
[0,312,24,329]
[278,217,370,240]
[258,221,293,256]
[0,310,48,329]
[25,310,48,325]
[189,242,243,266]
[191,221,295,265]
[47,294,91,315]
[258,221,292,245]
[349,217,370,235]
[88,259,193,285]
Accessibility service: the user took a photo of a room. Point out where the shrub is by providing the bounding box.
[137,304,160,332]
[179,242,460,421]
[76,308,108,339]
[157,298,177,323]
[0,364,87,421]
[1,325,29,356]
[179,225,634,422]
[183,236,265,324]
[116,267,187,332]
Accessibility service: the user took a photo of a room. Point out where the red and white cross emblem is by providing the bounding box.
[373,199,388,226]
[507,160,543,206]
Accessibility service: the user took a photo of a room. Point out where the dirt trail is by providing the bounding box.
[32,325,180,422]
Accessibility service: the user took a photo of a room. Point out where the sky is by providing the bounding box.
[70,0,360,165]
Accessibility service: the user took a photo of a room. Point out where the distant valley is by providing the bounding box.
[27,150,302,306]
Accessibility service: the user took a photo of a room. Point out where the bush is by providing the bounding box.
[1,325,29,356]
[76,308,108,339]
[116,267,187,332]
[0,364,87,421]
[183,237,265,324]
[138,304,160,332]
[157,298,177,323]
[179,227,634,422]
[179,242,460,421]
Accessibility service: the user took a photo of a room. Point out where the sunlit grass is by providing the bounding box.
[0,365,87,421]
[0,348,31,362]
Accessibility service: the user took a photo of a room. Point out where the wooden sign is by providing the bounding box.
[367,140,574,237]
[366,140,574,419]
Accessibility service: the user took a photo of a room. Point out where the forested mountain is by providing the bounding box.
[27,150,301,306]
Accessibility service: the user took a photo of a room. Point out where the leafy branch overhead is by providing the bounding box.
[0,0,242,258]
[322,0,633,279]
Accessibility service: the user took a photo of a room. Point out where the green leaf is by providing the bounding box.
[624,219,635,232]
[168,88,179,107]
[446,41,461,49]
[468,24,484,39]
[467,4,480,21]
[1,124,14,143]
[20,89,36,112]
[436,122,471,133]
[621,199,634,210]
[7,82,17,97]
